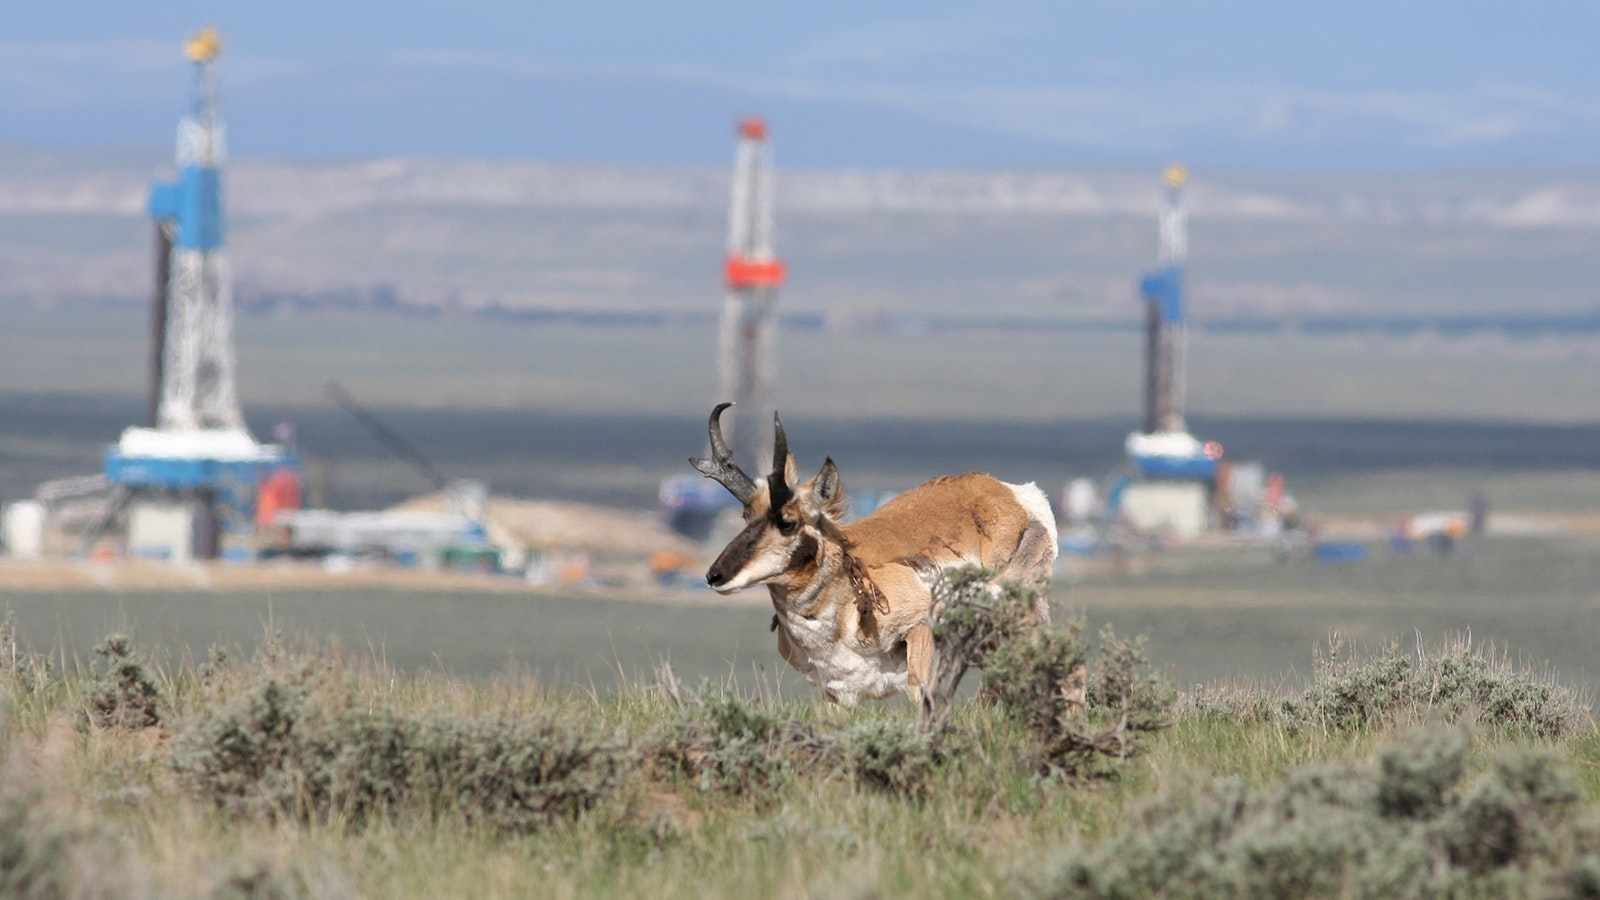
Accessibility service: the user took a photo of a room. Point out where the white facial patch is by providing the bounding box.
[709,541,792,593]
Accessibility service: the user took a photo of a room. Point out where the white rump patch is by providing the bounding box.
[1004,481,1059,547]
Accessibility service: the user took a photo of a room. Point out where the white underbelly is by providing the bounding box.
[783,614,908,705]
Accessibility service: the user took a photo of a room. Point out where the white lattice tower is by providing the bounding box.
[1158,163,1188,432]
[717,117,786,471]
[1159,164,1188,267]
[154,28,243,433]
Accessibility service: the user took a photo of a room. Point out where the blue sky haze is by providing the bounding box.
[3,1,1598,168]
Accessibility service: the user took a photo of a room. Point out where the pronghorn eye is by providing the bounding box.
[776,518,799,536]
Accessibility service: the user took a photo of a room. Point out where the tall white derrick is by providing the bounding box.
[163,249,241,431]
[153,28,244,433]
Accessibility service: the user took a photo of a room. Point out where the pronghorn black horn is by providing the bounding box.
[768,411,793,509]
[689,402,757,504]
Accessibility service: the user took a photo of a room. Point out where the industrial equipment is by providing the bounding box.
[1120,165,1221,538]
[285,383,520,570]
[717,116,787,471]
[92,28,300,562]
[660,117,785,539]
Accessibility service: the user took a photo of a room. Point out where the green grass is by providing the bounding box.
[2,604,1596,899]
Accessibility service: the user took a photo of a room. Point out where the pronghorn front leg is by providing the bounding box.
[772,614,815,679]
[904,623,935,703]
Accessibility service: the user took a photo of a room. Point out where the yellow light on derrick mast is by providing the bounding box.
[185,27,223,63]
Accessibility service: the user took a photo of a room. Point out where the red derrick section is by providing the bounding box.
[738,116,768,141]
[725,255,786,289]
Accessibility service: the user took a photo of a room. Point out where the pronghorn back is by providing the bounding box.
[846,473,1057,574]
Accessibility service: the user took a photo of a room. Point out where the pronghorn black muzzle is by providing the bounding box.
[704,517,768,591]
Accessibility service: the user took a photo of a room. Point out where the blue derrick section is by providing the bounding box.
[149,165,223,250]
[1139,263,1184,324]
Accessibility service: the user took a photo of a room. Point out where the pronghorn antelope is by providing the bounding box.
[689,403,1058,705]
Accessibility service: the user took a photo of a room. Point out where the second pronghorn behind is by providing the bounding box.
[690,403,1058,705]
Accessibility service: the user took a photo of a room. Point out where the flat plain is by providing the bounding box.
[1,525,1597,704]
[2,303,1598,702]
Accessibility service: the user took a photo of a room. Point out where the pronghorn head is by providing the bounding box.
[690,403,844,594]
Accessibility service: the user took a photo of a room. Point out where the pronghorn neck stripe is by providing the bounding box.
[787,547,838,608]
[784,539,836,615]
[787,531,818,570]
[783,527,884,625]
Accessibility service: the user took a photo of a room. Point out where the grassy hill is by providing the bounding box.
[1,593,1595,899]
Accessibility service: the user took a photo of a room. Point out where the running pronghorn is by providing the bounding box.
[690,403,1058,705]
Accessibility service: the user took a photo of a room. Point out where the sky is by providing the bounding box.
[3,1,1599,170]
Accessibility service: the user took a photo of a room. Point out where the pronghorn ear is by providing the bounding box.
[812,457,841,505]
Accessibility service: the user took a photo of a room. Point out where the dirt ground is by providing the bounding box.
[5,505,1596,599]
[387,492,704,560]
[3,492,712,596]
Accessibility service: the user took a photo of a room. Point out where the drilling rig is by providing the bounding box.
[660,117,786,540]
[1139,163,1191,439]
[1125,164,1218,476]
[1115,165,1223,539]
[716,116,787,471]
[92,28,300,562]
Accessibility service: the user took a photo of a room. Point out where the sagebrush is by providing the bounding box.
[924,566,1176,776]
[1028,726,1600,898]
[0,608,1590,898]
[1185,632,1592,740]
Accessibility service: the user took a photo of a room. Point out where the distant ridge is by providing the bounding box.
[6,146,1600,227]
[4,147,1599,322]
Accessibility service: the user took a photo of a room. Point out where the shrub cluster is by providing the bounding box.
[646,686,943,799]
[1186,633,1593,740]
[0,778,72,898]
[925,567,1176,776]
[0,747,145,898]
[82,634,164,731]
[1027,726,1600,898]
[836,718,941,799]
[170,666,623,834]
[649,689,809,796]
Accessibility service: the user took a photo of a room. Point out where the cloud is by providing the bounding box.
[376,48,1600,157]
[0,38,172,71]
[824,80,1600,156]
[777,16,1012,72]
[0,38,309,111]
[0,38,174,108]
[5,36,1597,165]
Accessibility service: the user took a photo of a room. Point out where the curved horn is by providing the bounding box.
[706,402,736,464]
[689,402,757,504]
[768,411,793,509]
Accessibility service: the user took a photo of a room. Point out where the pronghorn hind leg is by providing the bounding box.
[993,520,1057,625]
[904,623,935,704]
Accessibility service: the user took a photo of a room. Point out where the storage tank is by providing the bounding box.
[1,500,46,559]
